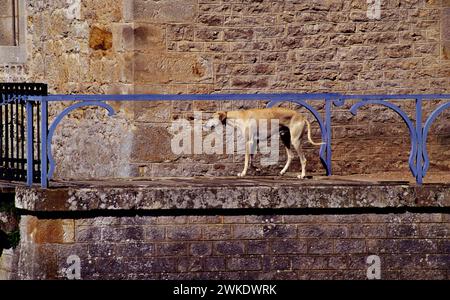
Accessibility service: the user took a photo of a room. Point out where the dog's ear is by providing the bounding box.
[218,111,227,123]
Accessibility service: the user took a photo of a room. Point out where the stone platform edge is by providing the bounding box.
[14,183,450,212]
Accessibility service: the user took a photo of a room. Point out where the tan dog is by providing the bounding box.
[205,107,323,179]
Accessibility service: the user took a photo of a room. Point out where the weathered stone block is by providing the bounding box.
[190,242,212,256]
[102,226,144,242]
[214,241,245,255]
[81,0,122,23]
[263,224,297,238]
[117,242,154,257]
[383,44,413,58]
[0,0,12,16]
[204,257,226,271]
[398,239,439,254]
[89,26,112,50]
[308,239,334,254]
[0,17,13,45]
[130,52,212,84]
[335,240,366,254]
[271,239,307,254]
[131,124,176,162]
[443,41,450,60]
[247,240,269,254]
[26,218,74,244]
[132,0,197,23]
[166,226,201,240]
[144,227,165,240]
[203,225,232,240]
[292,256,328,270]
[157,242,187,256]
[178,257,203,272]
[227,257,262,271]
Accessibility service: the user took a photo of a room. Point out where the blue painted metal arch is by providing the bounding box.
[349,100,418,178]
[46,101,116,180]
[422,102,450,177]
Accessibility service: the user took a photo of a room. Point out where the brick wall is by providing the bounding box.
[0,0,449,179]
[14,213,449,280]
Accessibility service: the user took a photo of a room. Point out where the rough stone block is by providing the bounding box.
[203,225,232,240]
[26,218,75,244]
[166,226,201,240]
[0,0,12,16]
[204,257,226,271]
[132,0,197,23]
[232,225,264,239]
[292,256,328,270]
[335,240,366,254]
[157,242,188,256]
[131,124,176,163]
[89,26,112,50]
[214,241,245,255]
[178,257,203,272]
[263,224,297,238]
[247,240,269,254]
[81,0,122,23]
[227,257,261,271]
[101,226,144,242]
[271,239,307,254]
[0,17,13,45]
[397,239,439,254]
[190,242,212,256]
[144,227,165,240]
[443,41,450,60]
[130,52,213,84]
[308,239,334,254]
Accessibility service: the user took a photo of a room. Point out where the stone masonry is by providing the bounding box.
[4,179,448,280]
[1,0,449,281]
[0,0,449,180]
[13,213,450,280]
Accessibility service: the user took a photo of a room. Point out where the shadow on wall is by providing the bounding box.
[0,195,20,256]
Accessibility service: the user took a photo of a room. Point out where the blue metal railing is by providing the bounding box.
[22,93,450,188]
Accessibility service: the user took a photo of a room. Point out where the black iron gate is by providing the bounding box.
[0,83,47,183]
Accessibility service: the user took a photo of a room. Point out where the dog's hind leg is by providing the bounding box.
[280,147,294,176]
[279,125,292,176]
[290,118,307,179]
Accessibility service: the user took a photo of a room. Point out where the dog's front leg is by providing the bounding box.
[238,139,253,177]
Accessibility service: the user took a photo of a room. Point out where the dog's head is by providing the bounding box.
[204,111,227,130]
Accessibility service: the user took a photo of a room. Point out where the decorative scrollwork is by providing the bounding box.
[422,102,450,177]
[1,94,27,105]
[333,98,346,107]
[46,101,116,180]
[349,100,418,177]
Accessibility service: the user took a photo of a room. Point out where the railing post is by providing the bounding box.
[40,96,48,188]
[26,99,33,186]
[415,98,423,185]
[325,99,332,176]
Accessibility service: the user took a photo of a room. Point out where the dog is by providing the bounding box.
[205,107,323,179]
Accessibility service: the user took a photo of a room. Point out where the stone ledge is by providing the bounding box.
[13,177,450,212]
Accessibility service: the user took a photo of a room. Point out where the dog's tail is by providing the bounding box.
[305,119,325,146]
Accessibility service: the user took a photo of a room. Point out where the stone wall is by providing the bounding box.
[7,180,450,280]
[0,0,449,179]
[13,212,449,279]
